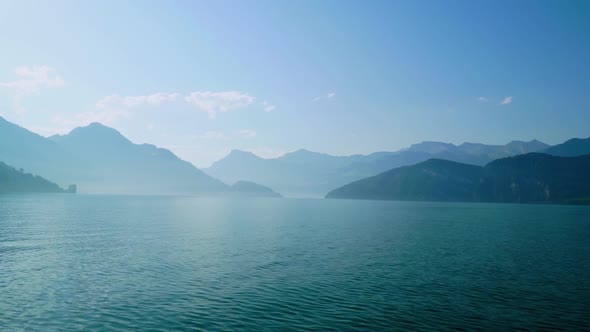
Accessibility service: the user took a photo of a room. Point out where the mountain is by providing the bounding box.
[0,117,227,194]
[406,141,456,154]
[543,137,590,157]
[478,153,590,203]
[0,161,75,193]
[0,116,557,197]
[205,140,549,198]
[505,139,550,154]
[0,116,70,182]
[326,153,590,205]
[406,139,550,166]
[327,159,482,202]
[205,149,369,197]
[231,180,282,198]
[47,123,228,194]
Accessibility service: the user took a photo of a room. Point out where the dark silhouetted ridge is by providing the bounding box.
[327,153,590,205]
[544,138,590,157]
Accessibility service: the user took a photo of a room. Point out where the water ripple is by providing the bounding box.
[0,195,589,330]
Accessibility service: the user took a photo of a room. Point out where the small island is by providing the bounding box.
[231,180,282,198]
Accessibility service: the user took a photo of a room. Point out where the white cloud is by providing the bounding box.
[313,92,336,102]
[185,91,255,118]
[47,90,265,135]
[0,66,65,113]
[500,96,513,105]
[477,96,488,102]
[261,101,275,112]
[81,92,181,127]
[0,66,65,92]
[237,129,257,138]
[96,92,179,109]
[100,91,264,118]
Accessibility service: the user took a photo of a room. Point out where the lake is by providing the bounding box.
[1,195,589,331]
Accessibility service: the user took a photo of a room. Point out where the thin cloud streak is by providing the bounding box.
[313,92,336,102]
[0,65,65,113]
[262,101,276,112]
[96,92,180,109]
[185,91,255,118]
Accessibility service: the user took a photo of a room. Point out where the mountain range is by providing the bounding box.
[205,140,550,197]
[0,117,227,194]
[2,116,589,199]
[326,140,590,205]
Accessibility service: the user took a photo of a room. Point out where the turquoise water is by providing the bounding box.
[1,195,589,331]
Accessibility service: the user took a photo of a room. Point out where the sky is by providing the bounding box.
[1,0,589,167]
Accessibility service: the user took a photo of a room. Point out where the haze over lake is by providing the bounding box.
[1,0,590,330]
[1,195,589,331]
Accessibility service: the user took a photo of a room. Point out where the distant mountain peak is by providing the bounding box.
[227,149,261,158]
[286,148,311,155]
[510,138,545,144]
[422,140,451,144]
[282,148,326,158]
[76,122,121,133]
[412,141,455,147]
[57,122,131,145]
[506,139,543,145]
[209,149,264,166]
[505,139,549,154]
[408,141,456,154]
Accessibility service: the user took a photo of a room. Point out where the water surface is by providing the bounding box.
[1,195,589,330]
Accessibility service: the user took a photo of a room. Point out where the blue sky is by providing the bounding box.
[1,0,589,167]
